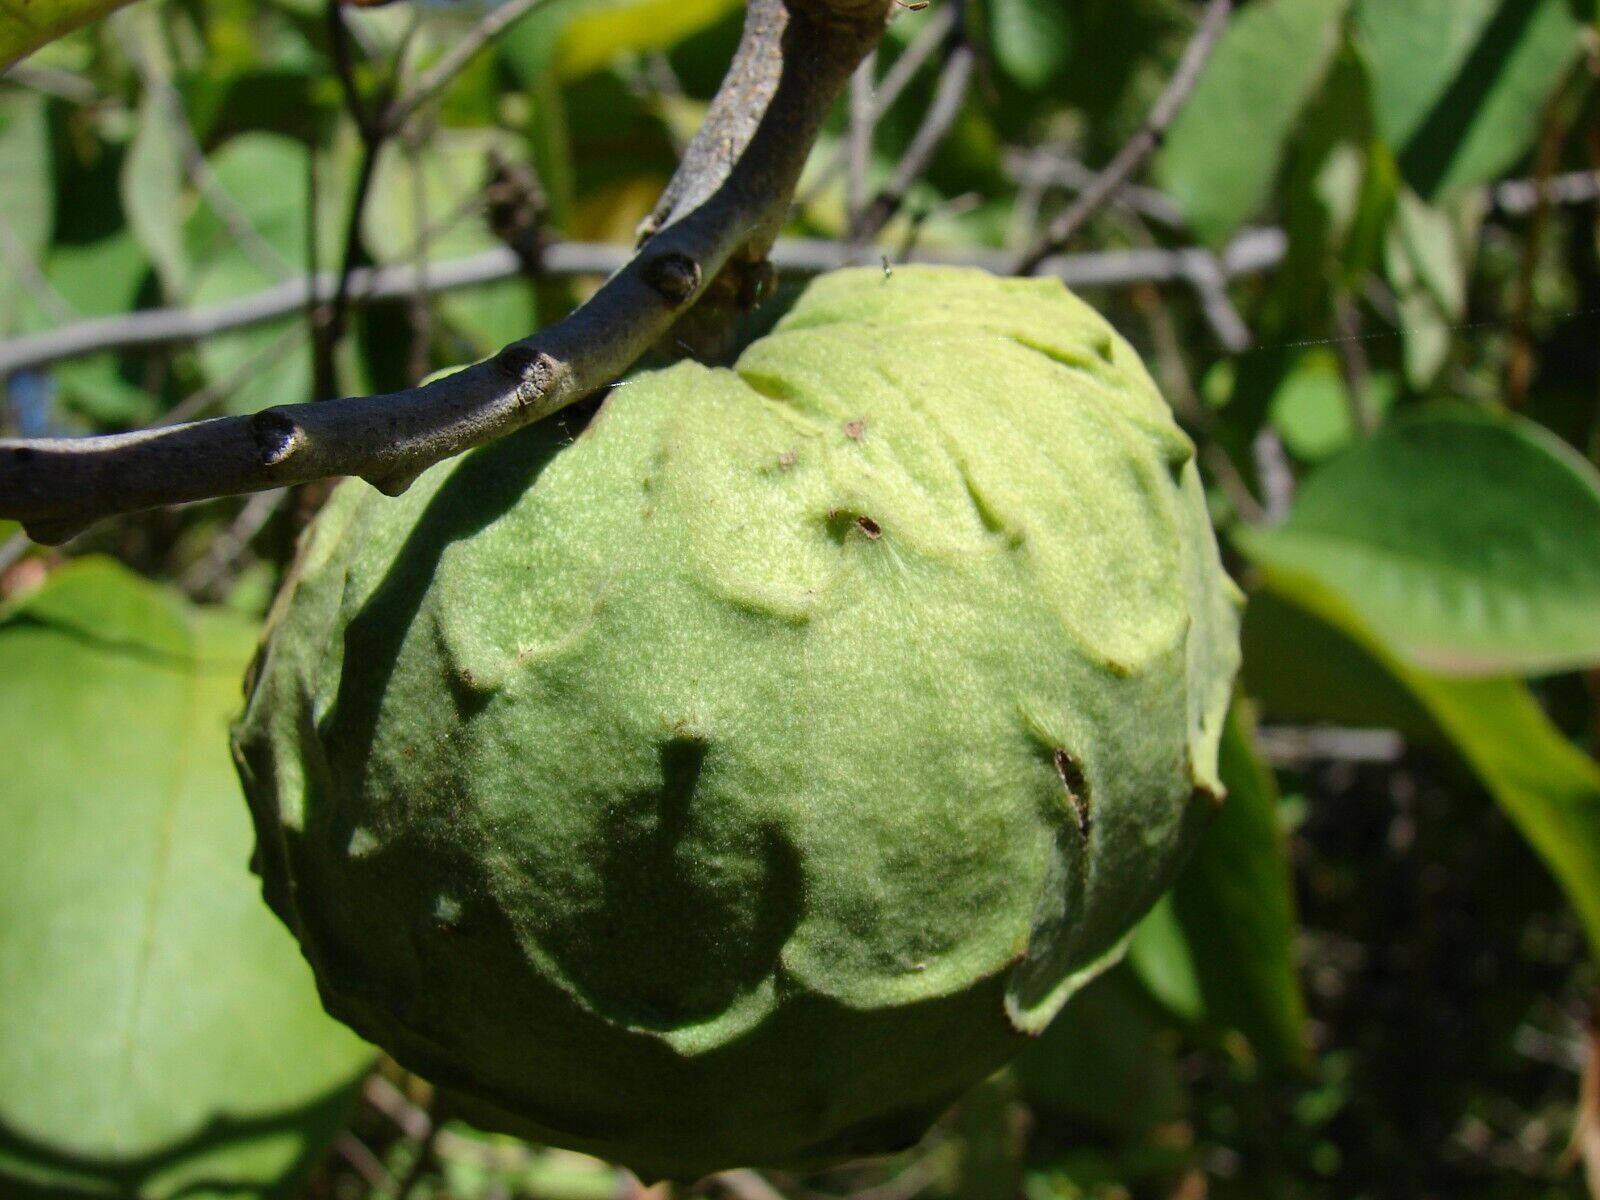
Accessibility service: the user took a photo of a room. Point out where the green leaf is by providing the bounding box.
[1354,0,1584,200]
[1383,188,1474,388]
[989,0,1070,91]
[185,134,310,414]
[0,0,136,71]
[0,559,371,1199]
[1236,408,1600,676]
[499,0,741,87]
[1240,565,1600,960]
[1125,895,1203,1024]
[1012,964,1188,1135]
[1170,705,1308,1072]
[0,92,52,335]
[1157,0,1349,246]
[1268,349,1398,461]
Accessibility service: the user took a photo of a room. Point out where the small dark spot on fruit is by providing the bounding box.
[779,449,797,469]
[1054,749,1092,842]
[1103,657,1131,678]
[845,419,866,441]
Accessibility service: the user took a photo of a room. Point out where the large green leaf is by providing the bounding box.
[1239,566,1600,960]
[1156,0,1349,246]
[1353,0,1584,200]
[1236,408,1600,677]
[1169,705,1309,1072]
[0,559,371,1199]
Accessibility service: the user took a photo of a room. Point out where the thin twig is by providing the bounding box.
[794,0,958,211]
[128,18,294,285]
[1331,290,1375,437]
[0,228,1289,377]
[1493,169,1600,215]
[0,0,894,542]
[1507,67,1574,409]
[161,323,308,427]
[1013,0,1231,272]
[386,0,555,134]
[0,531,28,574]
[847,53,876,224]
[335,1132,396,1192]
[0,221,76,326]
[406,141,434,385]
[1002,146,1187,230]
[0,61,100,104]
[180,487,288,599]
[851,26,973,242]
[1253,426,1295,524]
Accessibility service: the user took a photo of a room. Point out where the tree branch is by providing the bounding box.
[0,0,892,543]
[0,228,1288,376]
[1012,0,1231,273]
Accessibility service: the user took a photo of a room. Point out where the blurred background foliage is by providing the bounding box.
[2,0,1600,1196]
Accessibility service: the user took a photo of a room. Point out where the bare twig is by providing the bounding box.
[1253,426,1295,524]
[0,61,100,104]
[1002,147,1187,231]
[1493,169,1600,215]
[793,0,958,210]
[1012,0,1231,272]
[1331,290,1375,437]
[180,487,289,599]
[1254,726,1405,767]
[0,531,28,574]
[387,0,555,133]
[0,0,893,542]
[847,53,876,224]
[0,222,75,326]
[1507,68,1574,409]
[0,227,1288,376]
[315,0,397,399]
[335,1132,396,1192]
[128,19,294,286]
[1559,1000,1600,1198]
[851,25,973,242]
[1185,247,1252,352]
[364,1074,434,1141]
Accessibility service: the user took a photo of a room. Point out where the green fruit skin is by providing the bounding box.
[232,266,1242,1180]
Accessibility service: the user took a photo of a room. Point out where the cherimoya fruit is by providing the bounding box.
[232,265,1243,1180]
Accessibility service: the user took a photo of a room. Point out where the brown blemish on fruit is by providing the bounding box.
[779,450,797,469]
[845,419,866,441]
[1053,749,1091,841]
[857,516,881,539]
